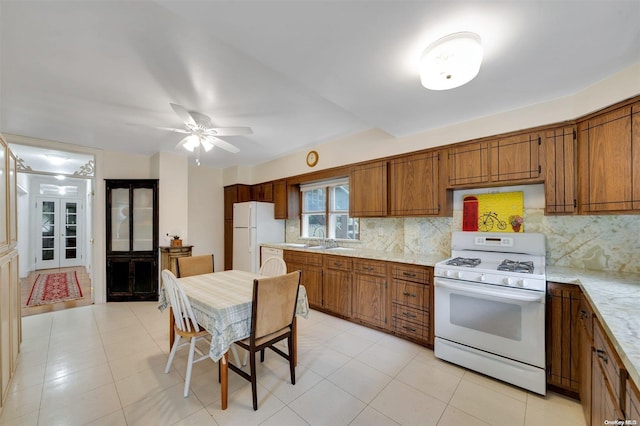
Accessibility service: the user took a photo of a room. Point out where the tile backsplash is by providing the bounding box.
[285,184,640,273]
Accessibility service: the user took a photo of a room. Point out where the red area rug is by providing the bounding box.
[26,271,84,307]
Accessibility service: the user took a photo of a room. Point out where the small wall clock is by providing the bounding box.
[306,150,319,167]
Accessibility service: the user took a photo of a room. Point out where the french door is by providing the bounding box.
[36,197,83,269]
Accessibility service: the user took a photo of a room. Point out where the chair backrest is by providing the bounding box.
[177,254,214,278]
[250,270,301,342]
[258,257,288,277]
[161,269,201,333]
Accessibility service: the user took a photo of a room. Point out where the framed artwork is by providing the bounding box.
[463,191,524,233]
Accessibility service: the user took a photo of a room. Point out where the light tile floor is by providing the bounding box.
[0,302,586,426]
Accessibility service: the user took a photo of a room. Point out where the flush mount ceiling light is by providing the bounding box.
[420,32,483,90]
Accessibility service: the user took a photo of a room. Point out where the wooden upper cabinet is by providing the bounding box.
[544,126,577,214]
[578,101,640,213]
[224,184,251,220]
[489,132,542,183]
[273,180,300,220]
[350,160,387,217]
[251,182,273,202]
[388,150,441,216]
[447,141,489,187]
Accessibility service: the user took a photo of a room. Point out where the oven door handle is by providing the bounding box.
[435,279,545,303]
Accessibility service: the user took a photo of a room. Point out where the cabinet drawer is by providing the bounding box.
[393,316,427,340]
[324,255,353,271]
[393,303,426,324]
[353,259,387,277]
[594,318,626,406]
[392,264,429,284]
[283,250,322,266]
[393,280,428,310]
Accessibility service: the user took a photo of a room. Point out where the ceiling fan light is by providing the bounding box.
[201,138,214,152]
[183,135,199,152]
[420,32,483,91]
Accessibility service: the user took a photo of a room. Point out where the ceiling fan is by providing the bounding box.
[164,103,253,160]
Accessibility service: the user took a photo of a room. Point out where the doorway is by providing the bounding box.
[9,143,96,315]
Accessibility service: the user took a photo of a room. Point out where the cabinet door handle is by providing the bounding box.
[402,272,417,278]
[402,325,417,332]
[363,266,373,271]
[333,262,342,267]
[596,348,609,364]
[402,312,417,319]
[402,291,417,298]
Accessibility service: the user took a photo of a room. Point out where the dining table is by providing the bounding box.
[158,269,309,410]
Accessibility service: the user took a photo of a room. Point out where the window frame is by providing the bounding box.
[300,178,359,240]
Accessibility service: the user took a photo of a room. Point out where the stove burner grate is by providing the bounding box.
[446,257,482,267]
[497,259,535,274]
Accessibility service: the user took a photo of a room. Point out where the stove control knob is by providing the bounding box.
[518,279,527,288]
[477,274,485,282]
[456,271,463,279]
[503,277,514,286]
[446,270,454,278]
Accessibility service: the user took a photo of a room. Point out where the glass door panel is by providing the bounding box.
[60,200,80,266]
[111,188,130,251]
[40,200,57,267]
[133,188,153,251]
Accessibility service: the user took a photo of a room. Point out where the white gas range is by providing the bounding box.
[434,231,547,395]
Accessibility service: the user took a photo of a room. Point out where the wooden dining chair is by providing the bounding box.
[161,269,212,397]
[258,257,287,277]
[176,254,214,278]
[228,270,301,410]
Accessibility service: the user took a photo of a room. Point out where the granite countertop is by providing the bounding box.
[261,242,444,267]
[547,266,640,386]
[263,243,640,386]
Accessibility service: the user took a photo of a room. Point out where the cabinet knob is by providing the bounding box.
[580,310,589,319]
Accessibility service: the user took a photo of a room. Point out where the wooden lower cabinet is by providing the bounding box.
[0,250,20,409]
[575,288,640,426]
[626,377,640,424]
[353,259,389,329]
[284,250,323,308]
[391,263,431,345]
[322,255,353,317]
[546,282,581,395]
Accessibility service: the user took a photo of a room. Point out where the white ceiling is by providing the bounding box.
[1,1,639,169]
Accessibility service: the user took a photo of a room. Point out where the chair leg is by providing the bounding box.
[288,335,296,385]
[249,350,258,410]
[184,337,197,397]
[165,335,181,374]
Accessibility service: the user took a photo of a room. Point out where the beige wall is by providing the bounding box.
[245,62,640,185]
[188,165,225,271]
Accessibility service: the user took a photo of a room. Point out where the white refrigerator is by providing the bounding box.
[232,201,285,273]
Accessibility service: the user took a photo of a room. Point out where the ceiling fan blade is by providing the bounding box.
[157,126,190,134]
[204,127,253,136]
[187,110,214,129]
[170,103,196,126]
[207,137,240,154]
